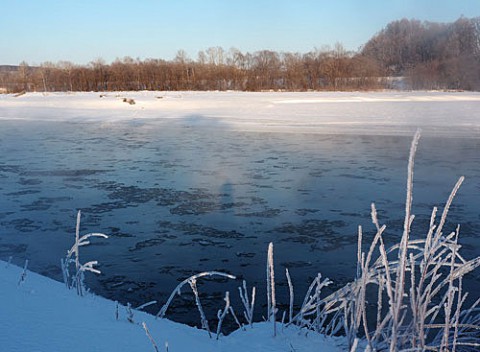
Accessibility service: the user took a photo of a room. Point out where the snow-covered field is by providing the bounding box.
[1,91,480,135]
[0,260,345,352]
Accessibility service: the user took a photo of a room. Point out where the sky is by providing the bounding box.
[1,0,479,65]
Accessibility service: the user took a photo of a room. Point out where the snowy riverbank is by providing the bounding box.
[0,260,345,352]
[1,91,480,136]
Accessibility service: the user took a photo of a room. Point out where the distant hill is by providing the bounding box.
[362,17,480,89]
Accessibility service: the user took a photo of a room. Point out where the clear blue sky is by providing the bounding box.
[1,0,479,65]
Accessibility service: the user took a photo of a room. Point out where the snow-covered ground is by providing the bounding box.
[0,260,345,352]
[1,91,480,136]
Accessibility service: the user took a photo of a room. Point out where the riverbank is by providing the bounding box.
[1,91,479,136]
[0,260,345,352]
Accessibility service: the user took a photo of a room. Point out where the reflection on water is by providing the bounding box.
[0,119,479,327]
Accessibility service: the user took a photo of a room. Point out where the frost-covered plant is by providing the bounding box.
[286,268,294,324]
[238,280,256,327]
[216,291,231,339]
[228,300,243,331]
[189,277,212,337]
[156,271,236,337]
[287,272,335,334]
[348,131,480,352]
[136,300,157,311]
[17,259,28,286]
[142,322,160,352]
[266,242,277,336]
[156,271,236,319]
[214,290,243,336]
[114,300,157,324]
[126,303,134,323]
[285,131,480,351]
[61,210,108,296]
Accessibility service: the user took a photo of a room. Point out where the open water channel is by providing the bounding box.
[0,119,479,327]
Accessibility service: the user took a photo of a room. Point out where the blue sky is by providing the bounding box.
[1,0,479,65]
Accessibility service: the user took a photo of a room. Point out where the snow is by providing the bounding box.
[1,91,480,136]
[0,261,346,352]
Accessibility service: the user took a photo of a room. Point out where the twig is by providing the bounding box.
[142,322,160,352]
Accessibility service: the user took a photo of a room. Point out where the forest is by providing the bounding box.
[1,16,479,92]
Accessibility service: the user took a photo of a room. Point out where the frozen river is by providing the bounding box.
[0,91,479,326]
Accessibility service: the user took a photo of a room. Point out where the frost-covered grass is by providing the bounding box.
[283,131,480,351]
[61,210,108,296]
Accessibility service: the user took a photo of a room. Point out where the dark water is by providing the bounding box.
[0,119,479,328]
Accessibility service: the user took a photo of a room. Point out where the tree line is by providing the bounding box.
[1,16,479,93]
[362,16,480,90]
[0,45,383,92]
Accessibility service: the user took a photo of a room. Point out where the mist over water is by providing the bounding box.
[1,119,479,327]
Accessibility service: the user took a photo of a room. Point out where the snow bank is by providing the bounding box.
[0,261,345,352]
[1,91,479,135]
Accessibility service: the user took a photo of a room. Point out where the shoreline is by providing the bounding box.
[0,259,345,351]
[1,90,480,137]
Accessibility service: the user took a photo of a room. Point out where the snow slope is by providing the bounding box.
[1,91,479,136]
[0,261,346,352]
